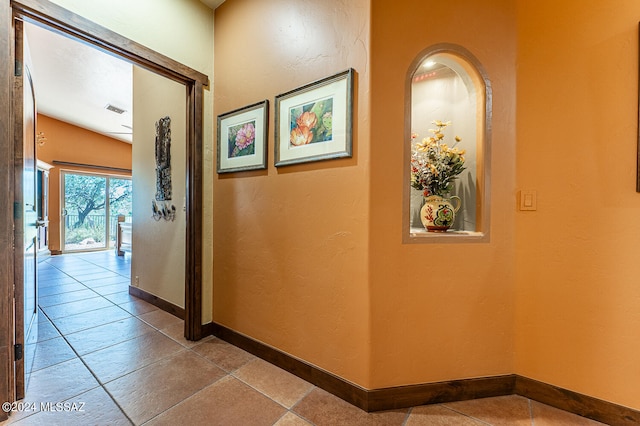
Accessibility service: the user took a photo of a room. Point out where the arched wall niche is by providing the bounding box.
[403,44,492,243]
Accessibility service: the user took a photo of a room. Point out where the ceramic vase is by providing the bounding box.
[420,195,461,232]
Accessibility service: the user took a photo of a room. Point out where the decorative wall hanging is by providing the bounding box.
[152,199,176,221]
[217,100,268,173]
[274,68,354,167]
[153,116,176,221]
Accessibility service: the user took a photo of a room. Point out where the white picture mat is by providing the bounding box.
[219,107,266,170]
[277,78,349,163]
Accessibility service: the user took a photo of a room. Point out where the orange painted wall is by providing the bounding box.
[214,0,640,409]
[213,0,371,385]
[36,114,132,252]
[515,0,640,409]
[369,1,517,387]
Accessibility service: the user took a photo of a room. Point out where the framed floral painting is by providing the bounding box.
[217,100,268,173]
[274,68,354,167]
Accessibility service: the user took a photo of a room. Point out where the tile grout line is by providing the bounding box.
[287,385,319,425]
[36,307,136,425]
[38,257,137,425]
[438,404,494,425]
[138,378,229,425]
[401,406,413,426]
[529,398,535,426]
[230,358,317,412]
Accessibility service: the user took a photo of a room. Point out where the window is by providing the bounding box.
[404,45,491,242]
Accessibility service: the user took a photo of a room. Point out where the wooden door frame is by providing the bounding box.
[1,1,15,420]
[1,0,207,415]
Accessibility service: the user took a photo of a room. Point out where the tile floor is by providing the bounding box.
[1,251,608,425]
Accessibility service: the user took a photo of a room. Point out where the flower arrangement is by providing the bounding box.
[410,120,466,197]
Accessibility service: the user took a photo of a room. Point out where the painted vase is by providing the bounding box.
[420,195,461,232]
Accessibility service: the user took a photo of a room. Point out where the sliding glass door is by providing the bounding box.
[61,171,132,252]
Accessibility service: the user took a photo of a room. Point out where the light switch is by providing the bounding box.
[524,194,533,207]
[519,190,537,211]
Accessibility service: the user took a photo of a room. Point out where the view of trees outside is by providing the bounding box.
[63,173,132,251]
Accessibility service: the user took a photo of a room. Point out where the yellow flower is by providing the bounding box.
[435,132,444,140]
[455,136,462,142]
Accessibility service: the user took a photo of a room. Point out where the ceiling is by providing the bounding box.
[25,21,134,143]
[200,0,225,9]
[24,0,225,144]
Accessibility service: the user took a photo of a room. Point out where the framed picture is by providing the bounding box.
[217,100,268,173]
[275,68,355,167]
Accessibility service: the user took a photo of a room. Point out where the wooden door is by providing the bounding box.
[13,18,38,400]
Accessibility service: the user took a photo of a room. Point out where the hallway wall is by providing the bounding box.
[213,0,371,386]
[42,0,640,412]
[215,0,640,412]
[36,114,132,253]
[515,0,640,410]
[131,67,187,309]
[369,0,517,388]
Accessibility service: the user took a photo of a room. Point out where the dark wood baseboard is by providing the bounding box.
[128,286,185,320]
[207,322,369,410]
[368,374,516,412]
[205,322,640,424]
[515,376,640,426]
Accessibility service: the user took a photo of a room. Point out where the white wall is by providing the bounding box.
[49,0,214,322]
[132,66,186,307]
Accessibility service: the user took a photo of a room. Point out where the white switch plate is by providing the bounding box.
[519,190,537,211]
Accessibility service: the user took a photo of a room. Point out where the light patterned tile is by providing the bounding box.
[30,337,76,371]
[118,299,158,316]
[531,400,608,425]
[191,337,255,372]
[52,305,132,335]
[6,387,130,425]
[274,412,314,426]
[442,395,531,426]
[105,350,225,424]
[233,358,314,408]
[293,388,407,426]
[159,322,210,348]
[145,376,286,426]
[137,309,182,330]
[406,405,486,425]
[65,316,155,355]
[41,297,113,319]
[83,331,183,384]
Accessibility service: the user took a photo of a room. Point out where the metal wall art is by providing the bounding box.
[152,199,176,221]
[153,116,176,221]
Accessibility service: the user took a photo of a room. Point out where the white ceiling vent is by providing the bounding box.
[105,104,126,114]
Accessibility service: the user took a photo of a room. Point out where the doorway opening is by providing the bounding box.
[3,0,208,412]
[61,172,132,253]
